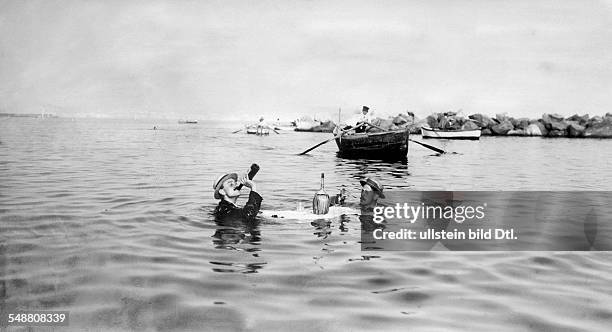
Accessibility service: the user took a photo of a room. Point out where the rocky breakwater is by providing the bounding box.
[368,112,424,134]
[294,112,425,134]
[368,112,421,134]
[425,112,481,132]
[426,112,612,138]
[294,116,337,133]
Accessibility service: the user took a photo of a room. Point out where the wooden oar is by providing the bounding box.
[232,129,243,134]
[298,127,355,155]
[298,137,336,155]
[272,128,280,134]
[408,139,446,154]
[363,122,446,154]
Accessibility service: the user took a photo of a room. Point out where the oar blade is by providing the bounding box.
[409,139,446,154]
[298,138,333,155]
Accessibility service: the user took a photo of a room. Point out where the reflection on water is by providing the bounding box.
[211,211,264,273]
[333,158,412,196]
[209,261,267,274]
[212,216,262,250]
[311,219,332,239]
[335,152,408,164]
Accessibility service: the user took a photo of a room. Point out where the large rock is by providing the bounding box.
[448,118,462,130]
[295,116,319,131]
[525,124,543,136]
[514,118,531,130]
[589,115,603,125]
[566,114,589,125]
[426,114,439,128]
[378,119,394,131]
[550,121,569,131]
[510,118,519,128]
[461,121,480,131]
[404,112,416,124]
[542,113,569,131]
[371,117,384,126]
[468,114,493,129]
[481,128,493,136]
[495,113,510,123]
[534,121,548,136]
[541,113,554,128]
[507,129,526,136]
[310,120,336,132]
[568,123,586,138]
[547,129,567,137]
[408,123,422,134]
[584,121,612,138]
[549,113,565,121]
[393,114,409,125]
[490,120,514,135]
[438,117,450,129]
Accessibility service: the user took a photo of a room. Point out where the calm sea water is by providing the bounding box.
[1,118,612,331]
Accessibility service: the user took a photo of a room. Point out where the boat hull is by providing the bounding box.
[334,129,409,160]
[421,126,481,140]
[246,128,269,135]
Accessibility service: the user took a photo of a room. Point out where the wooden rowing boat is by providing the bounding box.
[334,128,409,160]
[421,126,481,140]
[246,127,269,135]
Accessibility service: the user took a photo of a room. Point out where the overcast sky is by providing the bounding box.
[1,0,611,120]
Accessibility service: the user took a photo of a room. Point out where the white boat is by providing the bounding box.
[246,126,269,135]
[274,126,297,131]
[421,126,481,140]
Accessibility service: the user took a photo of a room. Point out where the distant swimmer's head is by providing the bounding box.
[359,177,385,208]
[213,173,239,200]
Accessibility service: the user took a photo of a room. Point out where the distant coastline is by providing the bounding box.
[0,112,58,118]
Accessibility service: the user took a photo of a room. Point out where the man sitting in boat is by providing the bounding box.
[342,106,372,133]
[355,106,372,133]
[256,117,271,135]
[213,173,262,222]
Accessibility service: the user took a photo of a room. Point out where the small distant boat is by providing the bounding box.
[335,128,409,160]
[246,126,269,135]
[272,121,297,131]
[178,120,198,124]
[421,126,481,140]
[274,126,297,131]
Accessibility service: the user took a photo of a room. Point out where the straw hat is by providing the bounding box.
[213,173,238,199]
[359,177,385,198]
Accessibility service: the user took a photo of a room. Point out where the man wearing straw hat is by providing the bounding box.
[359,177,385,211]
[213,173,262,221]
[329,177,385,211]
